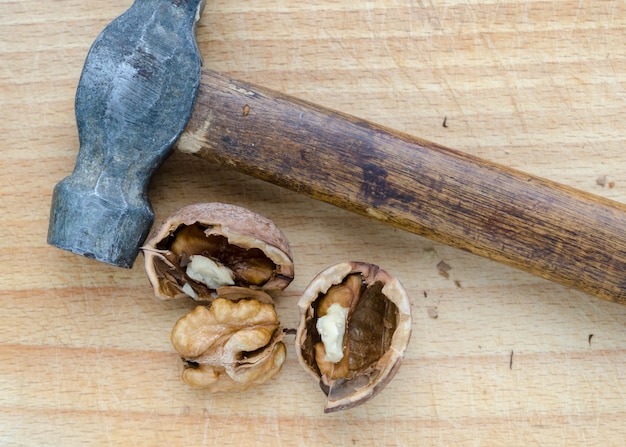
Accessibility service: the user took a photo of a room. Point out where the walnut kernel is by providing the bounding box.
[171,292,286,392]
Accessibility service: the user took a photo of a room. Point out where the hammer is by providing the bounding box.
[48,0,626,305]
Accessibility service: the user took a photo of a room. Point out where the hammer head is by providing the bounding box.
[48,0,205,268]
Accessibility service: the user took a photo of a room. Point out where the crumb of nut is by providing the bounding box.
[436,260,451,279]
[597,175,607,187]
[171,292,286,392]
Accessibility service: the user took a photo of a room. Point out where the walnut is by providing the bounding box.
[170,289,286,392]
[141,203,294,300]
[295,262,412,412]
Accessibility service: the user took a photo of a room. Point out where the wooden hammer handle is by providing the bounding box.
[176,69,626,304]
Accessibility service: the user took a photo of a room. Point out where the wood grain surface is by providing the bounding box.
[2,0,626,445]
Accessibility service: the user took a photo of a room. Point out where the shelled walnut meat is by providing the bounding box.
[170,288,287,392]
[141,203,294,300]
[296,262,412,413]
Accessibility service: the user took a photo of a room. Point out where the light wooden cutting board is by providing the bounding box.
[2,0,626,445]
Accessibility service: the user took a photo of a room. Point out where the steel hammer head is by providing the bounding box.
[48,0,206,267]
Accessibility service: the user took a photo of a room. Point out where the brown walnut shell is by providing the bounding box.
[295,262,412,413]
[142,203,294,300]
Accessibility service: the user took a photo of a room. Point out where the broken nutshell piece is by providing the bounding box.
[141,203,294,300]
[171,288,286,392]
[295,262,412,413]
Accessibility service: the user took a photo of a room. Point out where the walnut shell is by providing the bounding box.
[141,203,294,300]
[295,262,412,413]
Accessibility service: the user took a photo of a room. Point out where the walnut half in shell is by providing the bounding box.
[142,203,294,300]
[295,262,412,413]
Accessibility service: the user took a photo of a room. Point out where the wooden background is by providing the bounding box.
[2,0,626,445]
